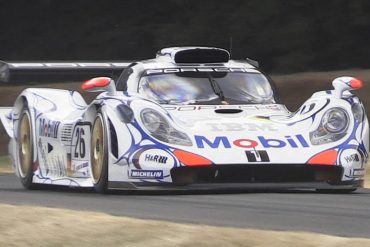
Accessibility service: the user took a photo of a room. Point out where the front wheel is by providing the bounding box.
[91,113,108,193]
[17,108,35,189]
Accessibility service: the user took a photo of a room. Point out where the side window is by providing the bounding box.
[116,67,134,91]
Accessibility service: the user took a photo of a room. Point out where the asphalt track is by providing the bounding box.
[1,173,370,238]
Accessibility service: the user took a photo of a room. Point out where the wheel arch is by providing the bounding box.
[94,100,134,184]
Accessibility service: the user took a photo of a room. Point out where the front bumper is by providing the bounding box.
[108,164,364,191]
[171,164,346,184]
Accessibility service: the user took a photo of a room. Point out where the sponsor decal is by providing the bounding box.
[144,67,259,75]
[70,160,90,178]
[144,154,168,164]
[38,138,47,169]
[352,168,365,177]
[39,118,60,138]
[75,162,89,171]
[340,149,362,168]
[245,150,270,162]
[344,154,359,163]
[206,123,277,132]
[130,170,164,179]
[38,138,67,177]
[164,104,281,111]
[133,149,175,169]
[195,135,309,149]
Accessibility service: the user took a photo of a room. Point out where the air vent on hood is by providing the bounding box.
[156,47,230,64]
[215,109,243,114]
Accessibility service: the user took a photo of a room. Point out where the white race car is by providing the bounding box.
[0,47,368,193]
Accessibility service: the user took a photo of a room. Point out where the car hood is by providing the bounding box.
[160,104,342,165]
[128,100,351,165]
[163,104,290,129]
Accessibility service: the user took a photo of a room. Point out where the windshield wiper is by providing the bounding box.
[207,74,226,102]
[158,99,183,104]
[182,97,221,105]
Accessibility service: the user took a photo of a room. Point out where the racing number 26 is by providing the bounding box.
[74,127,86,159]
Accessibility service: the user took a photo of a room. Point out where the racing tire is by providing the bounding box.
[91,112,109,193]
[17,107,36,189]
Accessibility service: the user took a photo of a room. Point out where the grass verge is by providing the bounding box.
[0,203,370,247]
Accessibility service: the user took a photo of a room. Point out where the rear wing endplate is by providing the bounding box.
[0,61,132,83]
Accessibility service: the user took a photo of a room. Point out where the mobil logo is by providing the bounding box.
[195,135,309,149]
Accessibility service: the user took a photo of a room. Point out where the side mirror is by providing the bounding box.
[332,76,363,98]
[81,77,116,95]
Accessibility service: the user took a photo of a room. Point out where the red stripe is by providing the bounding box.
[308,149,337,165]
[173,150,212,166]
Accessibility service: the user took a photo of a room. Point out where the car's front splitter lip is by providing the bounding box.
[107,180,363,191]
[108,163,364,191]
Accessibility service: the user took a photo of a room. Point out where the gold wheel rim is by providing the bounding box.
[19,112,32,178]
[91,116,104,184]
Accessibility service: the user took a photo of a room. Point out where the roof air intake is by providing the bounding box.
[157,47,230,64]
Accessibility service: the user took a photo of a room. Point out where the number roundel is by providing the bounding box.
[73,125,90,160]
[74,127,86,159]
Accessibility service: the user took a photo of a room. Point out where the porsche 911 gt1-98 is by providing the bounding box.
[0,47,368,193]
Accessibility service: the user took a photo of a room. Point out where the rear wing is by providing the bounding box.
[0,61,132,83]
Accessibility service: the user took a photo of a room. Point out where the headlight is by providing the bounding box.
[322,108,348,133]
[310,108,349,145]
[140,109,192,146]
[141,109,165,133]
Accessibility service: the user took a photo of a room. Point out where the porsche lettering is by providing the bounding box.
[145,67,259,75]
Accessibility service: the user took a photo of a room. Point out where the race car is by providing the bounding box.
[0,46,368,193]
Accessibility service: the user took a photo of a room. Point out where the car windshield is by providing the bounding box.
[138,70,275,105]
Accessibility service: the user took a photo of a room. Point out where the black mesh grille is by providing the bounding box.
[174,49,229,64]
[171,165,343,185]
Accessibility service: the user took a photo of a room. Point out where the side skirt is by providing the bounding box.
[32,174,93,187]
